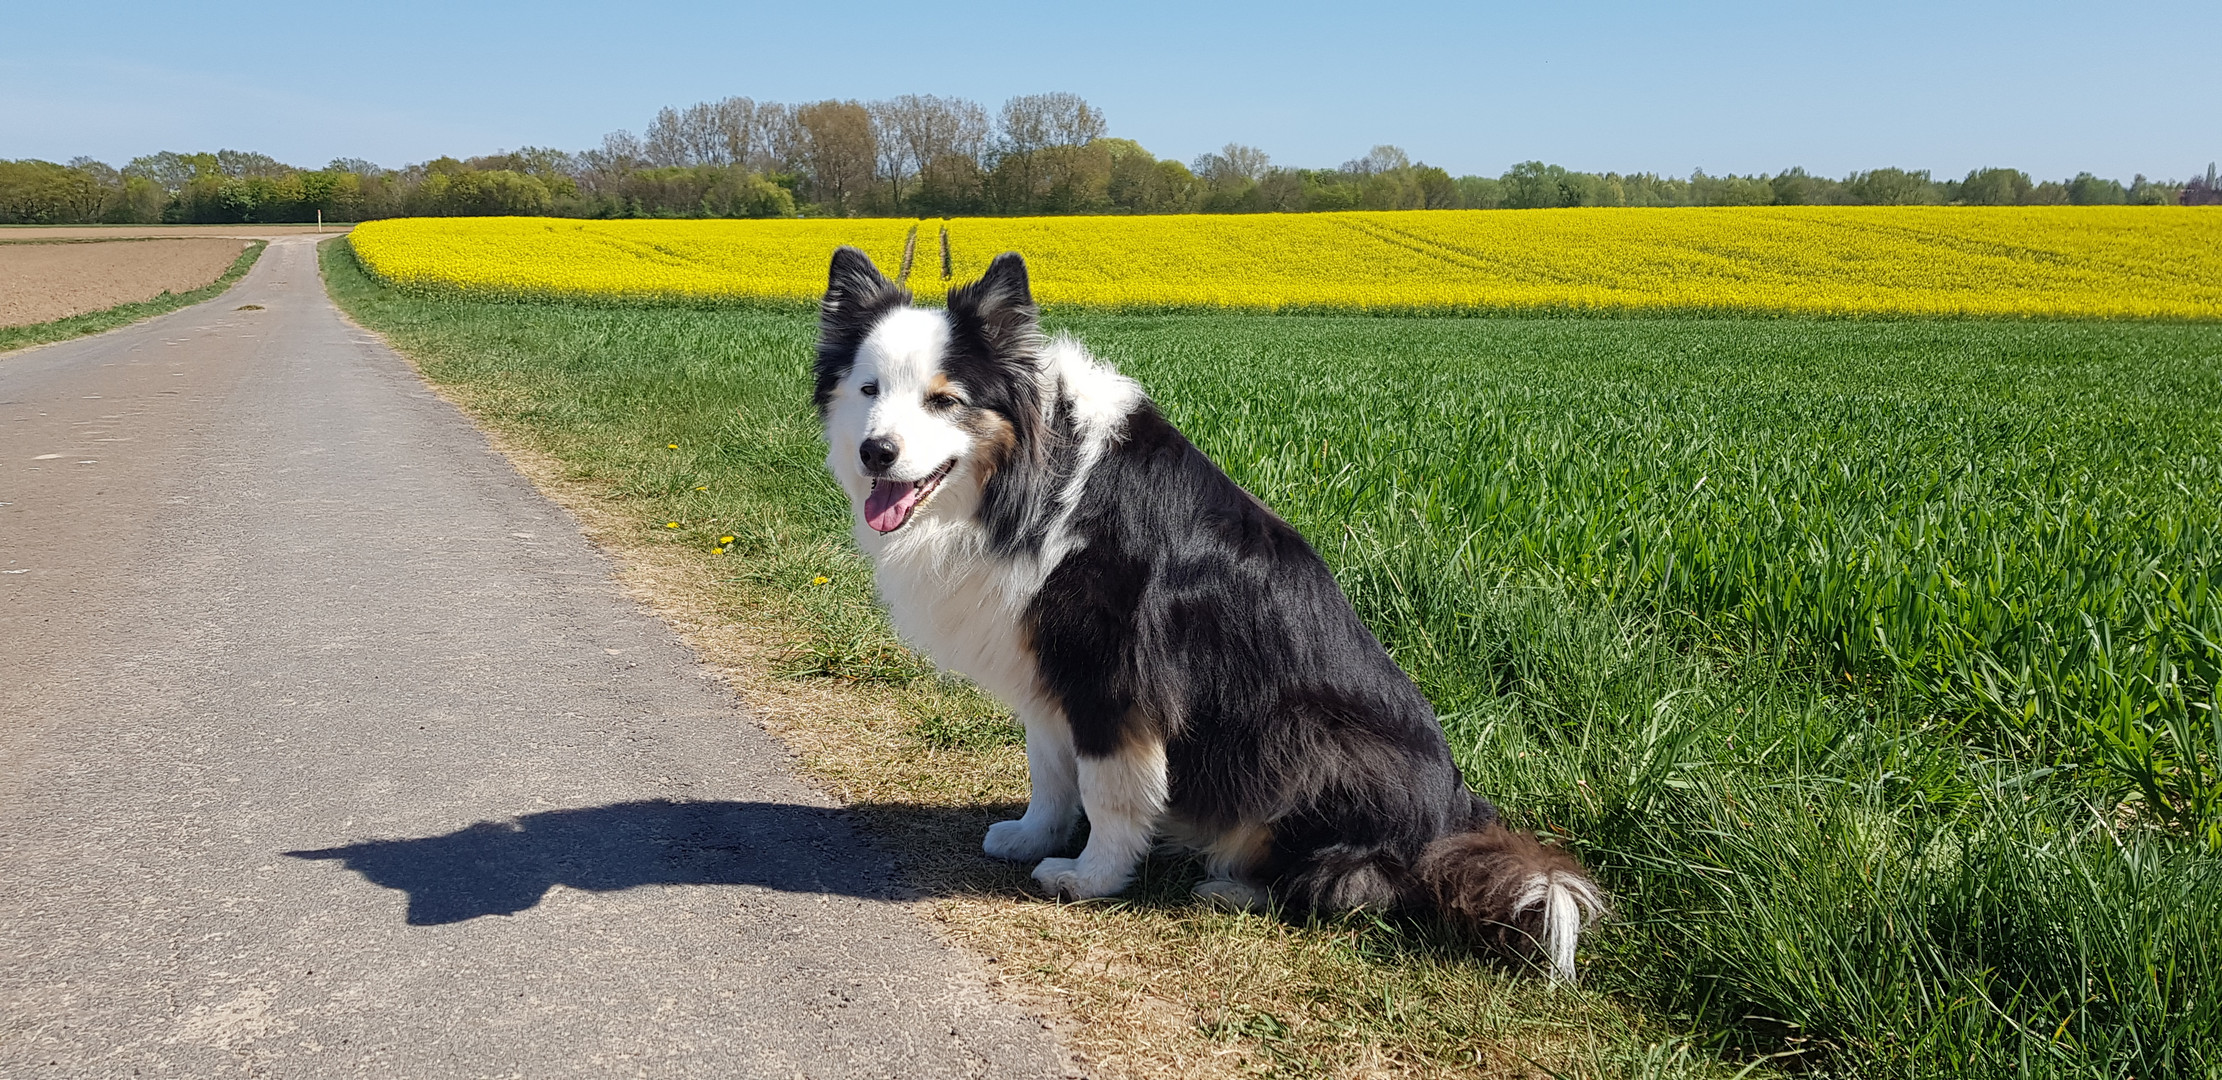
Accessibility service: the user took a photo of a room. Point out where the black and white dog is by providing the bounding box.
[815,247,1604,981]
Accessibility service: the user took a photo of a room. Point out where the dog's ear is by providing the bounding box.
[947,251,1042,361]
[816,247,910,414]
[821,246,906,338]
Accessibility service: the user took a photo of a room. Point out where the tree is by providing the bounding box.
[584,131,647,179]
[878,94,990,214]
[327,158,384,179]
[2184,163,2221,207]
[214,150,291,179]
[107,177,165,223]
[751,102,806,176]
[66,156,120,186]
[644,107,690,167]
[1843,168,1939,205]
[1415,166,1459,209]
[1343,145,1411,176]
[1960,167,2032,205]
[406,169,553,217]
[1454,175,1503,209]
[1501,161,1575,208]
[1103,143,1198,214]
[999,92,1105,154]
[994,93,1105,212]
[2127,174,2181,205]
[1302,170,1363,211]
[1689,170,1774,206]
[125,151,219,194]
[0,159,105,223]
[1033,142,1115,212]
[1769,167,1841,205]
[2066,172,2127,205]
[796,100,878,215]
[1194,143,1272,186]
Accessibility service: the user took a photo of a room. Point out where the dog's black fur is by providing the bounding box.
[816,247,1601,978]
[1029,400,1508,905]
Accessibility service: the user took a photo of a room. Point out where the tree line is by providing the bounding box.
[4,92,2216,224]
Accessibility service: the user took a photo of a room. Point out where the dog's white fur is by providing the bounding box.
[822,313,1151,897]
[818,260,1603,982]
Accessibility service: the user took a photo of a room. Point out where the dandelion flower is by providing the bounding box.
[665,522,679,529]
[719,535,734,545]
[811,575,831,586]
[667,444,678,450]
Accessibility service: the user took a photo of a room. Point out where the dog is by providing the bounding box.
[814,247,1605,982]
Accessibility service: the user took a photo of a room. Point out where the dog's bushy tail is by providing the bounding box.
[1417,824,1606,985]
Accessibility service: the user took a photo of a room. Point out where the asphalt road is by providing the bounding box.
[0,238,1067,1078]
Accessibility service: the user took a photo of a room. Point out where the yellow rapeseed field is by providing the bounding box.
[347,207,2222,318]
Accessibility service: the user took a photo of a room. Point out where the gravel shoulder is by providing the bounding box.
[0,237,254,327]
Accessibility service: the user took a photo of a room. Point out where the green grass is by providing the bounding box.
[324,238,2221,1079]
[0,240,266,354]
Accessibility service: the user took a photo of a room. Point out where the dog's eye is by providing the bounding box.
[927,393,962,410]
[860,382,879,397]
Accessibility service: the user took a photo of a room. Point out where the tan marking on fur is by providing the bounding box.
[1199,821,1273,882]
[958,409,1018,488]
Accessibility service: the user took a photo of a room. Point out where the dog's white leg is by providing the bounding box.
[984,708,1079,861]
[1033,738,1167,900]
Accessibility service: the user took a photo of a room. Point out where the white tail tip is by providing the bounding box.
[1534,872,1606,985]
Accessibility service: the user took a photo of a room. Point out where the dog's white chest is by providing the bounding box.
[867,523,1048,711]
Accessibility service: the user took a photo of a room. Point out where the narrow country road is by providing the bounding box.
[0,238,1066,1078]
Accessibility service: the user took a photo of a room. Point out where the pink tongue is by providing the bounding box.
[865,479,923,533]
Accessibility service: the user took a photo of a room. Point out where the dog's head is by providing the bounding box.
[815,246,1047,538]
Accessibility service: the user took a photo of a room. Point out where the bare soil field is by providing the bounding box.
[0,238,253,327]
[0,224,350,241]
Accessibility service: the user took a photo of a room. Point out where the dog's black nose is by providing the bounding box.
[859,437,900,474]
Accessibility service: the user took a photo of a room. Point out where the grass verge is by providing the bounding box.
[0,240,266,355]
[321,237,2220,1079]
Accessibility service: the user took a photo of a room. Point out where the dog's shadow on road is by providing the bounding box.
[285,799,1022,926]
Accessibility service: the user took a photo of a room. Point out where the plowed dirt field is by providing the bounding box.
[0,238,251,327]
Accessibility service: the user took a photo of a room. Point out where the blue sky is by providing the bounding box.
[4,0,2215,181]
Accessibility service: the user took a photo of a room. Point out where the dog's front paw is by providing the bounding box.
[1031,857,1130,901]
[983,819,1063,862]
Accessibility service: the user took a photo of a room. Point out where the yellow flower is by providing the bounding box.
[713,547,726,554]
[811,575,831,586]
[348,209,2222,319]
[694,485,707,491]
[719,535,734,544]
[666,443,678,450]
[665,521,678,529]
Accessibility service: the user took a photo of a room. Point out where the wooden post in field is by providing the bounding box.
[317,210,323,233]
